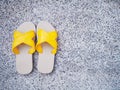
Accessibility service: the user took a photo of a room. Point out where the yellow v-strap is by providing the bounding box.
[36,29,58,54]
[12,30,35,54]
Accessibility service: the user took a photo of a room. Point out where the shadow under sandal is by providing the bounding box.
[36,21,58,73]
[12,22,35,74]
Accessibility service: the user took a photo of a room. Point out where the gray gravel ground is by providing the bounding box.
[0,0,120,90]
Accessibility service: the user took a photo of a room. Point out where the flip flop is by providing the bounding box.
[36,21,58,73]
[12,22,35,74]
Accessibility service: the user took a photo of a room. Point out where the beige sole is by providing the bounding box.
[16,22,35,74]
[37,21,55,73]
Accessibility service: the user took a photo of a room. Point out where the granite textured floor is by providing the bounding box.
[0,0,120,90]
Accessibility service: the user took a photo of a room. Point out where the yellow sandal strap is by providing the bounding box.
[36,29,58,54]
[12,30,35,54]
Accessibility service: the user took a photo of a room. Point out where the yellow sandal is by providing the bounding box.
[36,21,58,73]
[12,22,35,74]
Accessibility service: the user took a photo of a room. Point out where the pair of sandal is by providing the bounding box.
[12,21,58,74]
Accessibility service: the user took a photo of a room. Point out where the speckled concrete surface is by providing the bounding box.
[0,0,120,90]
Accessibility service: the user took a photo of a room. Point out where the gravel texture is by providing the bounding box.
[0,0,120,90]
